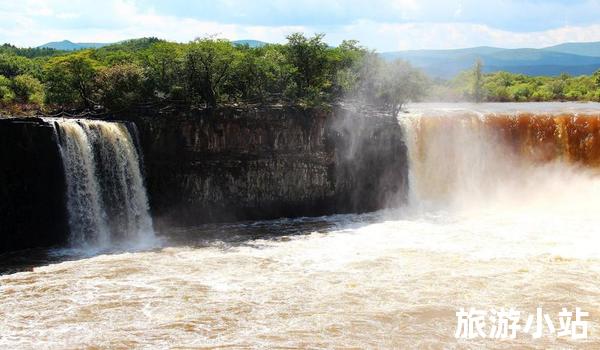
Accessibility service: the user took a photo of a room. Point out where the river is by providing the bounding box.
[1,103,600,349]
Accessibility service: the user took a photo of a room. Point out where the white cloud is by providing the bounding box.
[2,0,600,51]
[0,0,307,46]
[327,20,600,51]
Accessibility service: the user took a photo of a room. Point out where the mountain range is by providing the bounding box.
[37,40,111,51]
[37,39,600,79]
[37,39,267,51]
[382,42,600,78]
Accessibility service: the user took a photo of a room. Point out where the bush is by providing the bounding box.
[44,52,99,108]
[12,74,44,106]
[94,63,145,111]
[0,75,15,104]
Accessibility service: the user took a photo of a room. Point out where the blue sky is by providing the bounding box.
[2,0,600,51]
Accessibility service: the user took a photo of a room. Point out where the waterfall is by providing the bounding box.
[52,119,154,248]
[399,112,600,212]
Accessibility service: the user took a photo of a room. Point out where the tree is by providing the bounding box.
[94,63,145,111]
[593,69,600,88]
[0,54,38,78]
[142,41,184,99]
[226,44,295,103]
[473,59,484,102]
[44,51,100,108]
[374,59,427,117]
[0,75,14,104]
[284,33,331,103]
[329,40,367,100]
[11,74,44,106]
[184,38,238,107]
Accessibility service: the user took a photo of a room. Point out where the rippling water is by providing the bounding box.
[2,103,600,349]
[2,203,600,348]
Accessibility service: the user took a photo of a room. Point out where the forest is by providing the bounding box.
[0,34,425,117]
[2,34,600,118]
[431,59,600,102]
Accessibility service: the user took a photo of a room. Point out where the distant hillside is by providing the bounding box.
[382,42,600,79]
[38,40,112,51]
[35,39,600,78]
[543,42,600,57]
[232,40,268,48]
[38,39,268,51]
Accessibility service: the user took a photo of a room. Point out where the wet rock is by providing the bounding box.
[0,118,69,253]
[130,106,408,231]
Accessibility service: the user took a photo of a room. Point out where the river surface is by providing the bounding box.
[2,103,600,349]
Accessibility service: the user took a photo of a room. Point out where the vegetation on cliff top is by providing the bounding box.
[430,60,600,102]
[3,35,600,118]
[0,35,425,117]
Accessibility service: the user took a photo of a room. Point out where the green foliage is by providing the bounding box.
[94,63,145,111]
[349,52,427,116]
[0,43,65,58]
[431,66,600,102]
[141,41,184,99]
[473,59,484,102]
[44,51,100,108]
[184,38,238,107]
[12,74,44,105]
[284,33,331,104]
[224,44,292,102]
[0,34,425,113]
[373,58,427,116]
[329,40,368,99]
[0,54,40,78]
[0,75,15,104]
[7,35,600,114]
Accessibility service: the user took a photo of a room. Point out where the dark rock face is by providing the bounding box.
[0,118,69,253]
[131,106,408,232]
[0,107,408,251]
[328,107,408,213]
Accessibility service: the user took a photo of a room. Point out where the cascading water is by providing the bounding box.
[399,109,600,213]
[4,104,600,349]
[52,119,154,248]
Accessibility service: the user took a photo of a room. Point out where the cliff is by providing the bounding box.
[0,106,408,251]
[0,118,69,252]
[131,106,407,232]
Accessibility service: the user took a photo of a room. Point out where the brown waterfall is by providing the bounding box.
[399,110,600,207]
[409,113,600,168]
[486,114,600,166]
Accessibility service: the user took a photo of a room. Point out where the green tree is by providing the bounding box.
[12,74,44,106]
[44,51,100,108]
[375,59,427,117]
[94,63,145,111]
[0,75,15,104]
[592,69,600,89]
[184,38,238,107]
[0,54,38,78]
[329,40,367,100]
[473,59,484,102]
[226,44,296,102]
[284,33,331,103]
[142,41,184,100]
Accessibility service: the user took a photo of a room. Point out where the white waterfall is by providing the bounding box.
[52,119,154,248]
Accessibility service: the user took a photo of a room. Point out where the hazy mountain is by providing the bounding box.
[232,39,268,48]
[38,40,111,51]
[36,39,600,79]
[543,42,600,57]
[39,39,268,51]
[382,43,600,79]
